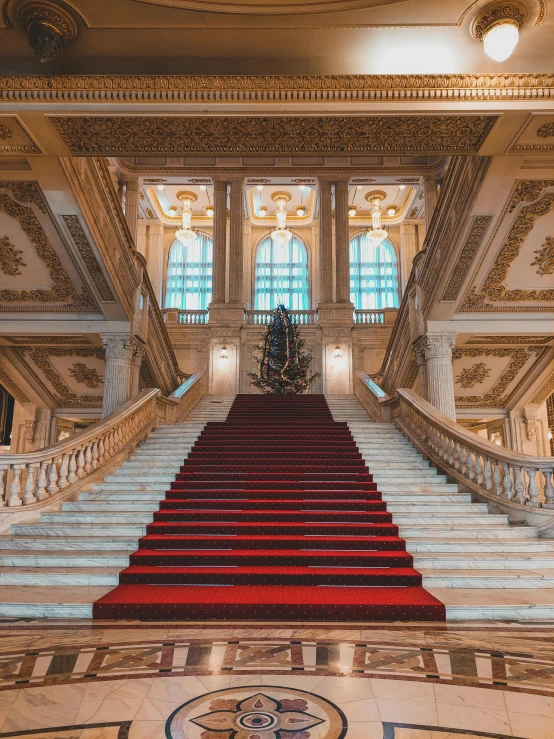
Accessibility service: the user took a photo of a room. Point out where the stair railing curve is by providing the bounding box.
[355,371,554,509]
[0,372,206,510]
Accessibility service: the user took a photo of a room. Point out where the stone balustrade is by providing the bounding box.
[162,309,209,325]
[244,310,317,325]
[0,372,206,509]
[356,371,554,510]
[354,309,385,324]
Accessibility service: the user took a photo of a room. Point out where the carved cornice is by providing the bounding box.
[2,335,94,345]
[464,335,554,345]
[51,115,498,156]
[532,373,554,405]
[61,215,115,302]
[441,215,493,302]
[0,367,29,404]
[0,75,553,103]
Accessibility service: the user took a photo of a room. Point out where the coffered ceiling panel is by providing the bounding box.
[0,117,41,155]
[510,115,554,153]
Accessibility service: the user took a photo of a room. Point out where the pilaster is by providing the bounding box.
[228,179,245,308]
[210,180,228,307]
[423,177,438,231]
[124,178,140,244]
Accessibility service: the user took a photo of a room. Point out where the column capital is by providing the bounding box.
[124,179,140,192]
[213,179,228,191]
[100,333,135,360]
[421,332,457,360]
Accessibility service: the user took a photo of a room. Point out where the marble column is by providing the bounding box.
[100,334,135,417]
[228,179,245,306]
[124,179,140,244]
[334,180,351,304]
[423,178,438,231]
[318,179,333,304]
[421,333,457,421]
[210,180,228,306]
[130,340,146,398]
[400,223,418,292]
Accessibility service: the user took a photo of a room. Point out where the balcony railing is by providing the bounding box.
[244,310,317,325]
[354,309,384,324]
[162,309,209,325]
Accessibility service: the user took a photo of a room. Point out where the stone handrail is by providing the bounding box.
[395,389,554,509]
[245,310,317,325]
[0,372,206,510]
[356,371,554,509]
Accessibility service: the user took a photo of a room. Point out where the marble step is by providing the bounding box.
[377,483,459,492]
[399,526,537,539]
[414,552,554,569]
[79,491,166,501]
[0,536,139,551]
[0,567,120,586]
[0,550,131,566]
[434,588,554,621]
[105,472,175,482]
[370,469,444,478]
[421,569,554,588]
[386,503,488,513]
[366,462,431,469]
[40,512,153,524]
[406,538,554,551]
[92,481,170,492]
[0,586,110,618]
[381,493,472,502]
[127,453,195,461]
[12,524,146,537]
[63,502,159,512]
[393,514,508,525]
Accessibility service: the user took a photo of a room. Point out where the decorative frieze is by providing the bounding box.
[61,215,115,302]
[441,215,492,302]
[0,367,29,403]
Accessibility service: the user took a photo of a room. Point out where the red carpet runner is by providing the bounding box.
[94,395,445,620]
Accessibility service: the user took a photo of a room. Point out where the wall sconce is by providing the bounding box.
[220,346,229,360]
[472,2,526,62]
[333,346,342,360]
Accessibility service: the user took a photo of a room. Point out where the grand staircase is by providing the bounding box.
[0,393,553,619]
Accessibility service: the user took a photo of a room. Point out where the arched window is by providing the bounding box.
[254,235,309,310]
[164,233,213,310]
[349,234,399,309]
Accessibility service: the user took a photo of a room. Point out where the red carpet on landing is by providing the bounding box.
[93,395,445,620]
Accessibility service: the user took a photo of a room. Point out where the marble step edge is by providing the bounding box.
[61,502,486,513]
[12,525,146,536]
[0,537,140,550]
[399,527,537,538]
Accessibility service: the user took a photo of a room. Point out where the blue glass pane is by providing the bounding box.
[349,234,399,310]
[164,233,213,310]
[254,236,309,311]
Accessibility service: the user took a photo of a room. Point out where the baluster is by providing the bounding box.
[525,468,540,507]
[542,467,554,507]
[483,456,492,491]
[76,447,86,479]
[501,463,513,500]
[459,445,467,476]
[513,465,526,504]
[23,462,39,505]
[68,451,78,483]
[8,464,23,506]
[84,444,92,474]
[118,425,124,448]
[492,461,502,497]
[107,430,114,458]
[58,453,69,489]
[0,464,8,507]
[98,436,105,465]
[91,440,99,470]
[466,449,475,481]
[47,458,59,495]
[452,441,460,471]
[475,454,484,486]
[36,461,48,500]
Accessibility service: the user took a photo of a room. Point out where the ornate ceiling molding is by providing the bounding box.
[532,372,554,405]
[452,346,547,407]
[2,335,94,345]
[0,75,553,103]
[0,366,29,404]
[460,189,554,312]
[0,183,96,312]
[464,335,554,345]
[51,115,497,156]
[441,215,493,302]
[14,347,105,407]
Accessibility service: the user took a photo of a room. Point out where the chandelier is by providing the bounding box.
[270,192,293,248]
[175,191,198,245]
[472,2,526,62]
[365,191,388,246]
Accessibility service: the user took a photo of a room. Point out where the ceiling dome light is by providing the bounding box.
[258,205,268,216]
[257,185,264,191]
[483,20,519,61]
[398,185,406,190]
[205,205,214,217]
[472,2,526,62]
[387,206,397,216]
[348,205,357,218]
[157,184,164,191]
[296,205,307,217]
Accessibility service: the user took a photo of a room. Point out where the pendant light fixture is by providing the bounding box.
[175,191,198,245]
[270,191,293,248]
[365,190,388,246]
[472,2,526,62]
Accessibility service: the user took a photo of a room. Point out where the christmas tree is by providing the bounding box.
[249,305,319,394]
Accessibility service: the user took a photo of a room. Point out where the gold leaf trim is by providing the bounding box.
[61,215,115,302]
[0,367,29,404]
[441,215,492,302]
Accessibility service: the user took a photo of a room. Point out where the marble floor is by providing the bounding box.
[0,621,553,738]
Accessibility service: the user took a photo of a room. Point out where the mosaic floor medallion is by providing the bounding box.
[166,685,348,739]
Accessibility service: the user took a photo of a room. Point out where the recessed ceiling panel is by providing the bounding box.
[131,0,407,15]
